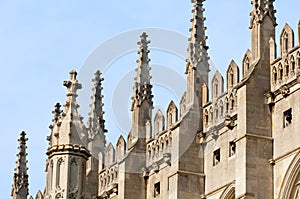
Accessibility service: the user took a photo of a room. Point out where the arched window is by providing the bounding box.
[273,67,278,83]
[204,110,209,126]
[225,97,229,113]
[56,158,63,187]
[291,56,296,73]
[214,104,218,120]
[209,107,213,122]
[245,57,250,70]
[219,101,224,118]
[214,79,219,97]
[231,98,235,110]
[279,64,283,80]
[284,33,289,52]
[285,60,289,76]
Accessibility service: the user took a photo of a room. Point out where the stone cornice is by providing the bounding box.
[46,144,90,159]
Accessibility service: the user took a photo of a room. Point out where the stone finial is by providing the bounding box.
[186,0,210,75]
[131,32,153,110]
[135,32,151,85]
[189,0,208,49]
[11,131,29,199]
[63,70,82,105]
[250,0,277,29]
[88,70,107,138]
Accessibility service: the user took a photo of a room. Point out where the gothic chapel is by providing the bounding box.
[11,0,300,198]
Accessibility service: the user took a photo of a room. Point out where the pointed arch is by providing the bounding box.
[105,143,115,167]
[35,190,43,199]
[56,157,64,188]
[209,106,214,122]
[226,60,240,90]
[219,100,224,118]
[229,93,235,111]
[284,59,290,77]
[166,100,178,128]
[69,157,79,191]
[220,183,235,199]
[154,109,165,134]
[204,109,209,126]
[290,55,296,73]
[280,23,294,55]
[225,97,229,114]
[278,63,284,81]
[272,66,278,84]
[211,71,224,100]
[242,49,252,77]
[147,145,152,159]
[47,160,54,191]
[160,137,165,152]
[279,151,300,199]
[214,103,218,120]
[116,135,126,162]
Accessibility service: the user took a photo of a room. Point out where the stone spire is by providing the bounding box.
[11,131,29,199]
[87,70,107,138]
[131,32,153,110]
[250,0,277,29]
[186,0,210,78]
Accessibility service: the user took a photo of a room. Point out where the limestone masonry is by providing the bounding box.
[11,0,300,198]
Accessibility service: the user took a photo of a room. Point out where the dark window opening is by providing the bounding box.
[283,108,292,128]
[229,141,236,157]
[213,149,220,166]
[154,182,160,197]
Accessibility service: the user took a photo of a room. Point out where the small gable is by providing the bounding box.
[211,71,224,100]
[154,109,165,135]
[105,143,115,167]
[242,49,252,77]
[116,135,126,162]
[166,101,178,128]
[226,60,239,90]
[280,23,294,55]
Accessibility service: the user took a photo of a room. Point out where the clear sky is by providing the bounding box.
[1,0,299,198]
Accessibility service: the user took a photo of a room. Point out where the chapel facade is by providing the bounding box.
[11,0,300,198]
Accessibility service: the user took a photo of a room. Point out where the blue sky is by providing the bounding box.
[1,0,299,197]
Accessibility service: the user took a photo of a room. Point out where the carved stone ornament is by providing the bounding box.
[280,85,290,97]
[197,132,206,145]
[224,115,235,130]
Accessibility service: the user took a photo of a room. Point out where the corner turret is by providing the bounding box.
[45,70,90,199]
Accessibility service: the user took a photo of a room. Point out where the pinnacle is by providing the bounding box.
[132,33,153,110]
[12,131,29,197]
[88,70,107,137]
[186,0,209,74]
[250,0,276,28]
